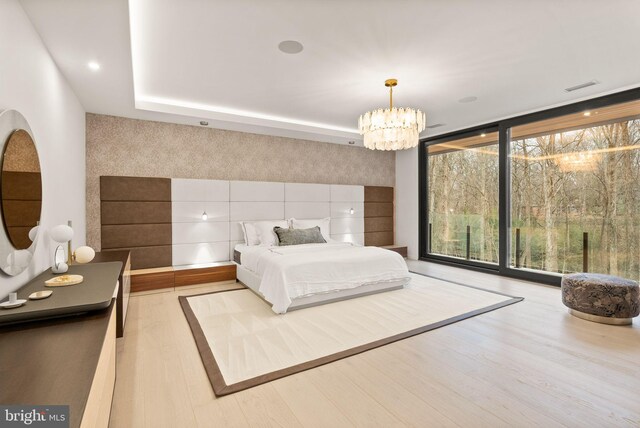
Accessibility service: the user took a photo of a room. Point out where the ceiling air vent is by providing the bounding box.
[427,123,445,129]
[564,80,599,92]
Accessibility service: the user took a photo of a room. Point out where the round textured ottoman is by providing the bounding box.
[561,273,639,325]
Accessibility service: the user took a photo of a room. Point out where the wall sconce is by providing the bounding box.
[349,208,355,215]
[201,211,208,221]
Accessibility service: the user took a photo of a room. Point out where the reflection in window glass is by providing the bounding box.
[510,100,640,281]
[427,132,499,264]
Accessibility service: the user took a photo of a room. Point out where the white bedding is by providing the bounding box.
[237,242,410,313]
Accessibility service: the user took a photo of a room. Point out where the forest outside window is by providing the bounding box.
[421,89,640,285]
[427,130,499,265]
[509,99,640,282]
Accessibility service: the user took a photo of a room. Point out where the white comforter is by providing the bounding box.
[240,242,410,313]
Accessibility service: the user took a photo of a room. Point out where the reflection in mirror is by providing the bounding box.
[0,110,42,276]
[1,129,42,250]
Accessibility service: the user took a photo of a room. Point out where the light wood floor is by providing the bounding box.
[109,261,640,428]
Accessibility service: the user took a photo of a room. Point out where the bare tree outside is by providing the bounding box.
[427,113,640,283]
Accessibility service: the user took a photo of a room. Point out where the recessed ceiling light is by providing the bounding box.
[583,111,591,117]
[278,40,304,54]
[458,96,478,104]
[87,61,100,71]
[199,121,209,126]
[480,133,486,137]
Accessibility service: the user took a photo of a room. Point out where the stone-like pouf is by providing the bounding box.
[561,273,640,325]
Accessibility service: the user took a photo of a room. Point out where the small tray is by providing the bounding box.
[45,274,84,287]
[29,290,53,300]
[0,299,27,309]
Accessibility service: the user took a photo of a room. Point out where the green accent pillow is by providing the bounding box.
[273,226,327,246]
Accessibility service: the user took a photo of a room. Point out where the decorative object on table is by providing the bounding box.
[49,223,96,273]
[28,290,53,300]
[50,223,73,273]
[561,273,640,325]
[0,292,27,309]
[0,109,42,276]
[358,78,426,151]
[72,246,96,264]
[45,274,84,287]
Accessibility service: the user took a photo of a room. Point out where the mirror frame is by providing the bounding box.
[0,110,42,276]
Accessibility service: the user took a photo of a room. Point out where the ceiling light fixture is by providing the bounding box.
[278,40,304,54]
[200,120,209,126]
[358,79,426,151]
[348,141,355,145]
[583,111,591,117]
[87,61,101,71]
[480,133,486,137]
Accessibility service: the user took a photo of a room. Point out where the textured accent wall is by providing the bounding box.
[86,114,395,250]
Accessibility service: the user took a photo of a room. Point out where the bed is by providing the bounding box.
[235,242,410,313]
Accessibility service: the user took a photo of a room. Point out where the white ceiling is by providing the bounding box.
[19,0,640,145]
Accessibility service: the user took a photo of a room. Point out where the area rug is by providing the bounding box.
[179,272,522,396]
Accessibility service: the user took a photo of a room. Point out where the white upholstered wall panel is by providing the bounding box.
[331,202,364,218]
[173,242,229,265]
[330,217,364,235]
[172,222,229,245]
[285,202,331,220]
[330,185,364,202]
[230,181,284,201]
[172,201,230,223]
[229,202,285,221]
[171,178,367,265]
[285,183,330,202]
[172,178,229,201]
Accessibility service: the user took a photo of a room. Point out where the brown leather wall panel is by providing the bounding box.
[364,186,394,203]
[101,224,172,249]
[364,186,394,247]
[174,265,237,287]
[364,217,393,233]
[131,271,175,292]
[100,176,171,201]
[2,201,41,226]
[2,172,42,199]
[105,246,172,270]
[101,201,172,225]
[100,176,172,269]
[364,231,394,247]
[364,202,393,218]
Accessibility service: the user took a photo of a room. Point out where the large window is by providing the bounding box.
[509,101,640,280]
[427,131,499,265]
[420,89,640,285]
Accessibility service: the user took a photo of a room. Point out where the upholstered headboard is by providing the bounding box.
[100,176,393,269]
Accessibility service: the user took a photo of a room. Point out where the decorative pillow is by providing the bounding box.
[239,222,260,246]
[273,226,326,246]
[290,217,331,241]
[255,220,289,246]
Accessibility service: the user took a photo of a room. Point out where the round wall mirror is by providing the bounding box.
[0,110,42,276]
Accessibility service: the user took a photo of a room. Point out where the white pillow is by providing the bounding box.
[254,220,289,246]
[239,222,260,246]
[291,217,330,242]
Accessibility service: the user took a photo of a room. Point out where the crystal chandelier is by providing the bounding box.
[358,79,426,150]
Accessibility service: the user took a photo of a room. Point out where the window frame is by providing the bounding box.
[418,87,640,286]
